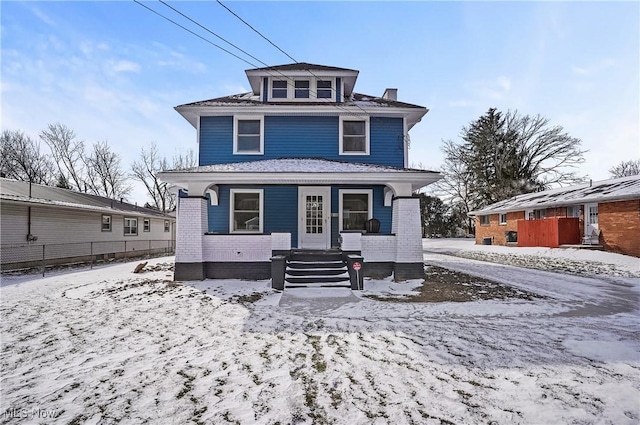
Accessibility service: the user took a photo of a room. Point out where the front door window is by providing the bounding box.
[306,195,324,234]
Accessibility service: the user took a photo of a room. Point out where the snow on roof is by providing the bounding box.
[176,92,425,110]
[469,175,640,215]
[162,158,439,174]
[0,178,171,218]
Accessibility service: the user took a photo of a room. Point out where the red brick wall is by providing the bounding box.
[599,199,640,258]
[475,211,524,245]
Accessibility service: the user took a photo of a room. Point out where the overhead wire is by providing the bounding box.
[135,0,409,152]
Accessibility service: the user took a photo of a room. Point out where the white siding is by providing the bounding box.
[0,203,174,246]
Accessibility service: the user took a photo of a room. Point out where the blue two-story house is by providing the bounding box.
[160,63,441,283]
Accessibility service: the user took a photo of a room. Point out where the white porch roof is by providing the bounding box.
[159,158,441,197]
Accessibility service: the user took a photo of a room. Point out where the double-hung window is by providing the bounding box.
[479,215,490,226]
[339,190,372,231]
[316,80,332,98]
[143,218,150,232]
[340,116,369,155]
[272,80,287,98]
[124,217,138,236]
[102,215,112,232]
[230,189,263,233]
[567,206,580,217]
[294,80,310,98]
[499,213,507,225]
[234,116,264,154]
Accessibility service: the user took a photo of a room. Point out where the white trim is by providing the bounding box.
[124,217,138,236]
[229,189,264,233]
[233,115,264,155]
[339,116,370,155]
[338,189,373,231]
[298,186,331,249]
[266,76,336,102]
[499,213,507,225]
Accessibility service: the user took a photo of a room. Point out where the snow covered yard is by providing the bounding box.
[1,245,639,424]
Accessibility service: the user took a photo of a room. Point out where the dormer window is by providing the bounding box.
[317,80,332,98]
[266,77,335,101]
[272,80,287,98]
[295,80,310,98]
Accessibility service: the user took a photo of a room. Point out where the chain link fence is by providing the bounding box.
[0,240,175,276]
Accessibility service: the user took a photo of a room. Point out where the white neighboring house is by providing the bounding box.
[0,178,176,270]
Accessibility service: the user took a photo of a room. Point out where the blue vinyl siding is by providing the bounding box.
[330,186,391,245]
[199,116,234,166]
[206,185,391,249]
[207,185,298,246]
[199,115,404,167]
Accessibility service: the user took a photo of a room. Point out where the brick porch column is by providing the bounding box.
[391,196,425,280]
[174,196,208,280]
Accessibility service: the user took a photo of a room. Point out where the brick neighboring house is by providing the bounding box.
[468,175,640,258]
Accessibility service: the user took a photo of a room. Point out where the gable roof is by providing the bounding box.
[0,178,172,218]
[469,175,640,215]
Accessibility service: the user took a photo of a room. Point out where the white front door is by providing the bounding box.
[298,187,331,249]
[585,203,599,236]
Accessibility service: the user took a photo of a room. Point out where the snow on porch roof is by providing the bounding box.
[164,158,440,174]
[469,174,640,216]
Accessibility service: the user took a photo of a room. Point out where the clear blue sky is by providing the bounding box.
[2,1,638,204]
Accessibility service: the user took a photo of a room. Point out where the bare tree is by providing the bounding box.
[609,159,640,178]
[39,123,86,192]
[84,141,132,199]
[442,108,587,210]
[131,143,197,212]
[1,130,54,184]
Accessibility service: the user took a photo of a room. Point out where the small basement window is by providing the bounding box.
[101,214,112,232]
[479,215,490,226]
[124,217,138,236]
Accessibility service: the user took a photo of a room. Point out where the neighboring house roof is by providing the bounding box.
[159,158,442,194]
[469,175,640,216]
[0,178,173,219]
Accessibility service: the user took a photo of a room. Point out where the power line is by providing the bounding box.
[158,0,270,70]
[134,1,400,125]
[215,0,297,64]
[132,0,256,68]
